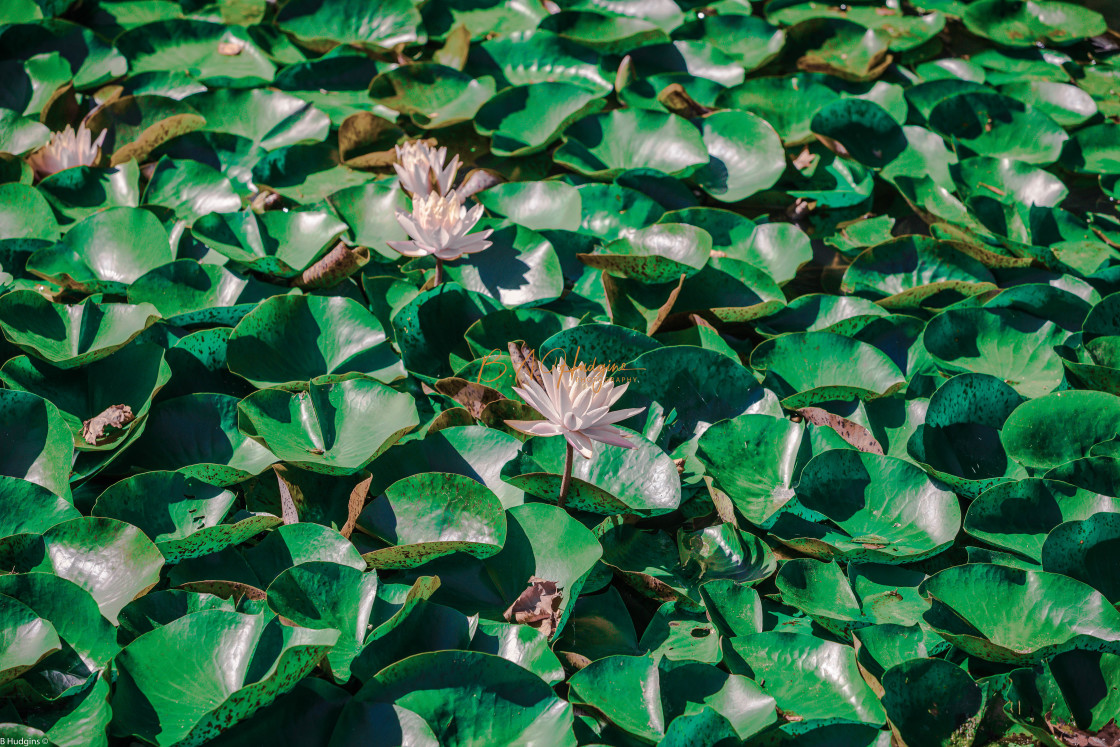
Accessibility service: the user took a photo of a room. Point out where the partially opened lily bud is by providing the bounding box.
[393,140,460,198]
[387,189,493,262]
[26,124,107,179]
[507,361,646,459]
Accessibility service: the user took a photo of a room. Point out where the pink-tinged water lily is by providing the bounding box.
[26,124,107,179]
[387,190,493,262]
[393,140,460,198]
[507,362,646,459]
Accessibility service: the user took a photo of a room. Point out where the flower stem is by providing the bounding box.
[559,442,574,507]
[434,257,444,286]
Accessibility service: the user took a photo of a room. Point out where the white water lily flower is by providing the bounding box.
[387,190,493,261]
[26,124,107,179]
[508,362,646,459]
[393,140,460,198]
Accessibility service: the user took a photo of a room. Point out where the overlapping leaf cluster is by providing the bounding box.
[1,0,1119,744]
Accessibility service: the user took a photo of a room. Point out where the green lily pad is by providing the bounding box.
[25,207,171,294]
[192,209,348,278]
[1002,390,1120,471]
[506,426,681,515]
[336,651,574,747]
[0,593,60,687]
[85,94,206,167]
[963,0,1107,47]
[264,561,379,682]
[692,110,785,203]
[117,19,275,84]
[928,92,1069,166]
[965,478,1120,562]
[841,236,996,305]
[92,471,281,562]
[228,295,403,390]
[0,476,79,539]
[1042,512,1120,604]
[276,0,421,52]
[440,221,564,308]
[127,393,277,486]
[773,449,961,563]
[881,658,984,747]
[789,18,893,83]
[111,610,339,746]
[127,260,285,327]
[185,88,330,151]
[5,516,163,623]
[478,30,612,94]
[554,109,708,180]
[0,389,73,498]
[237,376,419,475]
[38,162,142,225]
[0,291,160,369]
[923,307,1069,398]
[580,223,710,283]
[727,631,887,728]
[0,342,170,450]
[920,563,1120,663]
[673,14,785,72]
[369,63,496,129]
[540,10,668,53]
[359,472,506,569]
[751,331,906,408]
[474,82,605,158]
[906,372,1027,497]
[0,184,60,241]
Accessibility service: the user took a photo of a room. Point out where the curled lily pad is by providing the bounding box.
[963,0,1107,47]
[923,307,1069,398]
[127,393,277,486]
[840,236,996,307]
[0,342,170,450]
[276,0,421,51]
[0,389,73,499]
[692,110,785,203]
[478,30,612,94]
[726,632,886,728]
[906,372,1027,498]
[1001,390,1120,471]
[338,651,574,747]
[25,206,170,294]
[85,94,206,167]
[540,10,668,53]
[554,109,708,180]
[964,478,1120,562]
[185,88,330,151]
[439,221,564,308]
[928,92,1069,166]
[116,20,276,84]
[580,223,711,283]
[112,610,339,746]
[0,476,79,539]
[751,331,906,408]
[237,376,419,475]
[0,291,160,369]
[772,449,961,563]
[369,63,496,129]
[1042,513,1120,604]
[92,471,281,563]
[358,472,507,569]
[127,260,286,327]
[920,563,1120,663]
[0,593,60,687]
[193,209,348,278]
[228,295,403,390]
[505,426,681,515]
[474,82,605,158]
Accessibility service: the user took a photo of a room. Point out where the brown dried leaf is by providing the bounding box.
[456,168,505,200]
[217,39,245,55]
[508,341,545,387]
[795,407,885,455]
[292,242,370,288]
[703,476,739,528]
[434,24,471,70]
[657,83,715,118]
[433,376,505,418]
[338,111,403,167]
[1047,718,1120,747]
[81,404,134,445]
[341,475,371,539]
[503,576,563,637]
[275,469,299,525]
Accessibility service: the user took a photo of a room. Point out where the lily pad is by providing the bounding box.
[474,82,605,158]
[369,63,496,129]
[0,291,160,369]
[227,295,403,390]
[554,109,708,180]
[237,376,419,475]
